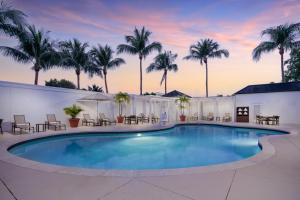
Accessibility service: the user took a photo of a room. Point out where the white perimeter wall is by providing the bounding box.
[235,92,300,124]
[1,81,300,131]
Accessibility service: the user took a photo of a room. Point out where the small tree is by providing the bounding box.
[63,104,83,127]
[114,92,130,123]
[175,96,190,121]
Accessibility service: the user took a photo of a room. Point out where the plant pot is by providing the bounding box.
[69,118,80,128]
[117,116,124,123]
[180,115,186,122]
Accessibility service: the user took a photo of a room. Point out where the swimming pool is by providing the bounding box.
[8,125,286,170]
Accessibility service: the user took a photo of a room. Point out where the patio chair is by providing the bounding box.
[0,119,3,134]
[46,114,66,131]
[150,113,159,124]
[82,114,96,126]
[222,113,232,122]
[137,113,150,123]
[207,112,214,121]
[189,113,198,121]
[256,115,263,124]
[99,113,116,126]
[124,115,138,125]
[12,115,34,134]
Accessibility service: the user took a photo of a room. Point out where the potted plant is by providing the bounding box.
[175,96,190,122]
[114,92,130,123]
[64,104,83,127]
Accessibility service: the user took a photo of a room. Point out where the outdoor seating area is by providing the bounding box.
[256,115,280,125]
[11,114,67,134]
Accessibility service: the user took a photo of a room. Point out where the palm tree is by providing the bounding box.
[89,45,125,93]
[0,25,58,85]
[0,1,26,36]
[252,23,300,82]
[59,39,91,89]
[184,39,229,97]
[146,51,178,94]
[117,27,162,95]
[88,84,104,92]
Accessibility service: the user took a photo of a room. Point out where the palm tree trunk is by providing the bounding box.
[205,60,208,97]
[165,70,167,95]
[280,49,285,82]
[104,72,108,93]
[139,55,143,95]
[76,70,80,89]
[34,69,39,85]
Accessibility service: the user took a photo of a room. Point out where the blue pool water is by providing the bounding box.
[8,125,286,170]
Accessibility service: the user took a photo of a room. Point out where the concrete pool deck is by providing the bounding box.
[0,122,300,200]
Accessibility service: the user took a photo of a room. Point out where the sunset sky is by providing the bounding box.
[0,0,300,96]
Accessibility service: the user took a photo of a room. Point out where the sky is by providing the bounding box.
[0,0,300,97]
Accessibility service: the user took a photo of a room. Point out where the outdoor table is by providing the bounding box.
[36,123,46,132]
[256,116,279,125]
[125,116,138,124]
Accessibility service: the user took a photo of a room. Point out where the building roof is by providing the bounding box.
[234,81,300,95]
[162,90,192,98]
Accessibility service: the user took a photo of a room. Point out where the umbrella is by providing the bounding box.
[78,93,113,120]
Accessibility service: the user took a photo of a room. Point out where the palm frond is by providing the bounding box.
[142,42,162,58]
[146,63,158,73]
[252,41,277,61]
[0,1,27,26]
[108,58,125,69]
[0,46,30,63]
[116,44,137,55]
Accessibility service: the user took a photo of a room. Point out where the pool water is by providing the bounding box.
[8,125,286,170]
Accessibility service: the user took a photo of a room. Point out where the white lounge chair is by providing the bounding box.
[222,113,232,122]
[82,114,96,126]
[46,114,66,130]
[207,112,214,121]
[13,115,34,133]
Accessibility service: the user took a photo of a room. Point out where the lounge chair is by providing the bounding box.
[12,115,34,134]
[99,113,116,126]
[222,113,232,122]
[0,119,3,134]
[46,114,66,131]
[137,113,150,123]
[207,112,214,121]
[82,114,96,126]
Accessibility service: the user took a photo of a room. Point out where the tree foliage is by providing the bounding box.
[285,48,300,82]
[45,78,76,89]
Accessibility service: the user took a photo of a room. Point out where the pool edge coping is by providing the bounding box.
[0,122,297,177]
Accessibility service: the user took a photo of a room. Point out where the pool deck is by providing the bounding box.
[0,121,300,200]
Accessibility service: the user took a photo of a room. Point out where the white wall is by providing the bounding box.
[1,81,300,130]
[235,92,300,124]
[0,81,97,130]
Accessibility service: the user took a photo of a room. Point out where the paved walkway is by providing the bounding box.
[0,122,300,200]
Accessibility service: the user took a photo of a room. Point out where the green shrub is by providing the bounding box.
[64,105,83,118]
